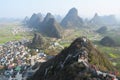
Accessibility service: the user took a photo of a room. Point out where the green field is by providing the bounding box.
[0,22,33,44]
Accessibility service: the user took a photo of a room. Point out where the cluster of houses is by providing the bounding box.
[12,26,33,36]
[0,40,48,80]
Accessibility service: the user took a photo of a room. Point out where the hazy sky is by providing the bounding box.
[0,0,120,18]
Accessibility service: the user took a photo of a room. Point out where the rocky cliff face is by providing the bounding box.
[28,37,117,80]
[61,8,83,28]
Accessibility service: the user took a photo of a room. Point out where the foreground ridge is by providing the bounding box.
[28,37,118,80]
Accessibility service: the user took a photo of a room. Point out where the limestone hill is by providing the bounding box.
[90,13,117,26]
[100,36,116,47]
[28,13,43,28]
[30,33,45,49]
[40,13,63,38]
[27,13,63,38]
[61,8,83,28]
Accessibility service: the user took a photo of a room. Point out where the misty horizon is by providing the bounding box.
[1,11,120,21]
[0,0,120,19]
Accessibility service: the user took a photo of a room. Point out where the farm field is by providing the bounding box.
[0,22,33,44]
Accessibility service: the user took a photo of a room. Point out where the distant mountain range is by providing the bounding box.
[0,18,22,23]
[25,7,119,38]
[90,13,118,26]
[27,13,62,38]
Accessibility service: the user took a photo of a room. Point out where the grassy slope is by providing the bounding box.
[60,28,120,72]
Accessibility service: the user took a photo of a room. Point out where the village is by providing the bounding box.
[0,39,50,80]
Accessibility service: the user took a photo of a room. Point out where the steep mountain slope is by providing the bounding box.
[27,13,63,38]
[28,37,116,80]
[28,13,43,28]
[42,13,54,23]
[61,8,83,28]
[40,13,63,38]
